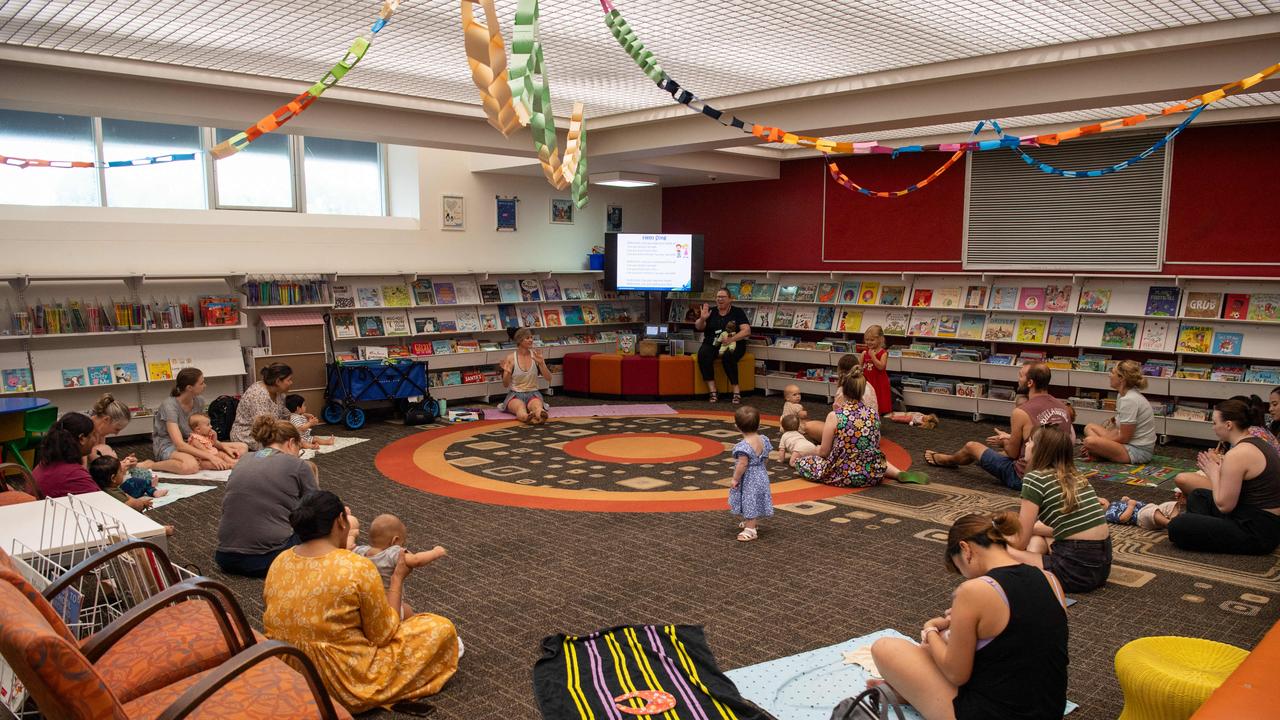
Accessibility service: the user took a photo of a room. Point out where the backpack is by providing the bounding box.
[207,395,239,442]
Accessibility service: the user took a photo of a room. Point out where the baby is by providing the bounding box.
[716,321,738,356]
[89,455,168,499]
[286,394,333,449]
[1101,491,1185,531]
[886,411,939,429]
[351,513,447,618]
[188,413,238,469]
[777,413,817,464]
[782,384,807,420]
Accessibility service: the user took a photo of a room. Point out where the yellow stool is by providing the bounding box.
[693,352,755,394]
[1116,636,1248,720]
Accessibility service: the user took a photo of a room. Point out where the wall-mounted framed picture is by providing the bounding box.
[606,204,623,232]
[496,195,518,231]
[550,198,575,225]
[442,195,465,230]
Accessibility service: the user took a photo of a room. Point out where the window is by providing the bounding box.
[303,137,383,216]
[213,128,295,210]
[0,110,100,206]
[102,119,206,209]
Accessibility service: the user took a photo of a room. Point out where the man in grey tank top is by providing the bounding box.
[925,363,1075,490]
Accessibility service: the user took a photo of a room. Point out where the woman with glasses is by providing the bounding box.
[694,288,750,404]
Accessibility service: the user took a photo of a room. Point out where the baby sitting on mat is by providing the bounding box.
[351,513,448,618]
[777,413,818,464]
[187,413,241,469]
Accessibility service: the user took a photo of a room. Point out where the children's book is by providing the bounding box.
[61,367,86,388]
[878,285,905,307]
[332,313,358,338]
[792,306,817,330]
[776,285,799,302]
[814,306,836,331]
[1183,292,1221,319]
[479,311,500,331]
[382,284,411,307]
[1046,316,1074,345]
[795,283,818,303]
[858,281,880,305]
[839,281,860,304]
[1044,285,1071,313]
[145,361,172,382]
[520,279,542,302]
[989,286,1018,311]
[936,314,960,338]
[498,304,520,329]
[755,305,776,328]
[384,313,410,336]
[432,340,455,355]
[1144,286,1180,317]
[883,311,909,336]
[773,307,796,329]
[563,305,586,325]
[911,289,933,307]
[1077,288,1111,314]
[1247,294,1280,322]
[541,278,562,302]
[581,303,600,325]
[498,279,522,304]
[332,284,356,309]
[87,365,113,386]
[1222,294,1250,320]
[471,282,498,305]
[412,281,437,306]
[519,305,542,327]
[1176,325,1213,354]
[958,313,986,340]
[542,307,562,327]
[431,282,456,305]
[3,367,35,392]
[908,314,938,337]
[453,279,480,305]
[1016,317,1047,344]
[1100,321,1138,349]
[413,316,438,334]
[112,363,139,383]
[727,279,748,300]
[839,308,863,332]
[933,288,962,309]
[1139,320,1169,351]
[752,282,778,301]
[816,282,838,304]
[964,286,988,310]
[984,315,1017,341]
[357,287,382,308]
[1211,331,1244,356]
[455,308,480,332]
[437,316,458,332]
[723,283,741,301]
[359,314,386,337]
[1017,287,1046,312]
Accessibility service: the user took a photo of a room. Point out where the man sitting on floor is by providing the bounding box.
[923,362,1074,490]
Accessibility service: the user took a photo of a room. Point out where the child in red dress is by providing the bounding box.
[861,325,892,415]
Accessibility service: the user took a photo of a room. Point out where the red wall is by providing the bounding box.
[663,121,1280,276]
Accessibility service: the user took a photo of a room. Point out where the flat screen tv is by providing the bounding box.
[604,233,704,292]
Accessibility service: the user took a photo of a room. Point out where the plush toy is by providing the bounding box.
[716,321,738,356]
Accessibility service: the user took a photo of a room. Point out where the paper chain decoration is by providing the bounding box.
[462,0,522,136]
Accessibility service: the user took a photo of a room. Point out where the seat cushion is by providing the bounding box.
[562,352,595,394]
[658,355,695,396]
[694,352,756,393]
[122,655,353,720]
[620,356,659,396]
[589,354,622,395]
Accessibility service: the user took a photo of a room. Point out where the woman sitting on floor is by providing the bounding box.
[150,368,247,475]
[85,393,134,462]
[871,512,1068,720]
[264,490,460,715]
[32,413,99,498]
[1175,395,1280,495]
[230,362,294,449]
[1007,424,1111,593]
[1081,359,1156,464]
[499,327,553,424]
[1167,398,1280,555]
[790,371,888,487]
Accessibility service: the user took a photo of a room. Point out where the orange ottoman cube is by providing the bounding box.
[694,352,756,394]
[621,356,659,396]
[589,354,623,396]
[658,355,695,397]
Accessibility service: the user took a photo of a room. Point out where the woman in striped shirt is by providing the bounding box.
[1007,425,1112,593]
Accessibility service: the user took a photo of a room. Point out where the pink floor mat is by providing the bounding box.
[482,403,677,420]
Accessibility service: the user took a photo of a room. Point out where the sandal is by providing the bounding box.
[708,391,718,403]
[736,527,758,542]
[922,449,956,468]
[732,392,742,405]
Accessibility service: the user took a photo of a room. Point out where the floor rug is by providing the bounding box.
[483,403,677,420]
[724,629,1077,720]
[1078,455,1197,489]
[301,436,370,459]
[153,468,233,482]
[149,482,219,509]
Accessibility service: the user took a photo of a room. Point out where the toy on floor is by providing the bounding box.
[887,411,938,429]
[446,408,486,423]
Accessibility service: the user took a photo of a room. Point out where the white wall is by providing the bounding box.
[0,147,661,275]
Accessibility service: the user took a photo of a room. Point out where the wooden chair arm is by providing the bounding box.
[43,538,182,600]
[80,582,244,662]
[156,640,341,720]
[181,577,259,644]
[0,462,39,498]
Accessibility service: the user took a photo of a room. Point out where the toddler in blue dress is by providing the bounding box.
[729,405,773,542]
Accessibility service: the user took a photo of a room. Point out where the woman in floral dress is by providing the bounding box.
[791,371,887,487]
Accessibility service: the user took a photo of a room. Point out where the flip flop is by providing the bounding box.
[922,449,954,468]
[896,470,929,485]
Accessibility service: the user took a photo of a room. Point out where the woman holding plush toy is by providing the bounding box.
[695,288,750,404]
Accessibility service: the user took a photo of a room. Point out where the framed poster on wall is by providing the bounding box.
[496,195,518,232]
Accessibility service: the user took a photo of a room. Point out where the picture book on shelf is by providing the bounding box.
[413,316,438,334]
[776,285,799,302]
[3,367,34,392]
[795,283,818,303]
[537,307,559,327]
[453,279,480,305]
[1017,287,1045,312]
[908,315,937,337]
[958,313,986,340]
[1100,321,1137,349]
[563,305,586,325]
[541,278,562,302]
[581,304,600,325]
[815,306,836,331]
[1176,325,1213,354]
[146,361,173,382]
[911,289,933,307]
[936,314,960,338]
[964,286,988,310]
[1138,320,1169,351]
[519,305,542,327]
[332,285,356,309]
[432,340,455,355]
[498,279,522,304]
[1016,317,1047,344]
[520,279,542,302]
[1046,316,1074,345]
[112,363,138,384]
[1222,294,1250,320]
[792,306,817,330]
[383,313,410,336]
[455,309,480,332]
[61,367,86,387]
[984,316,1016,341]
[1077,288,1111,313]
[858,282,880,305]
[412,281,436,306]
[1144,286,1180,317]
[1044,285,1071,313]
[883,312,909,336]
[1211,331,1244,356]
[839,281,860,304]
[356,287,382,308]
[359,314,385,337]
[432,282,457,305]
[478,311,500,331]
[332,313,358,338]
[475,282,499,304]
[1247,294,1280,322]
[498,304,520,329]
[737,279,755,300]
[722,282,740,301]
[773,307,796,329]
[1183,292,1221,319]
[933,288,962,309]
[436,315,458,332]
[739,306,755,325]
[752,282,778,301]
[878,285,905,307]
[816,282,838,304]
[87,365,112,386]
[382,284,411,307]
[989,287,1018,311]
[755,305,776,327]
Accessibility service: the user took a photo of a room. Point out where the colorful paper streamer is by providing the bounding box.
[462,0,522,136]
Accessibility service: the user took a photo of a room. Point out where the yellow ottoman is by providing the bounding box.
[1116,636,1248,720]
[693,352,755,394]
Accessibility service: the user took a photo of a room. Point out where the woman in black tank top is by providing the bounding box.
[871,512,1068,720]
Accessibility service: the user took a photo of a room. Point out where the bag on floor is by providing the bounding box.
[830,684,907,720]
[207,395,239,442]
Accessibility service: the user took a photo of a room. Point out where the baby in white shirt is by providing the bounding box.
[778,413,817,463]
[782,384,807,421]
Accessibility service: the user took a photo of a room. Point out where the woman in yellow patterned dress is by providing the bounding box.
[263,490,459,714]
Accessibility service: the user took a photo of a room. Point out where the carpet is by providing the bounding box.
[1078,455,1198,490]
[149,482,219,509]
[725,629,1077,720]
[301,436,370,460]
[153,468,232,482]
[483,403,678,420]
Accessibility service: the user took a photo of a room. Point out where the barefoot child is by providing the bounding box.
[187,413,240,469]
[1102,491,1185,531]
[782,384,807,421]
[286,395,333,449]
[89,455,168,502]
[861,325,893,415]
[352,513,448,617]
[887,411,939,429]
[778,413,817,464]
[730,405,773,542]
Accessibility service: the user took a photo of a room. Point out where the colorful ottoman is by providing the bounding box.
[562,352,595,395]
[658,355,695,397]
[621,356,659,397]
[1116,636,1248,720]
[694,352,756,394]
[588,354,623,397]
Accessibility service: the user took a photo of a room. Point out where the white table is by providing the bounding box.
[0,491,169,560]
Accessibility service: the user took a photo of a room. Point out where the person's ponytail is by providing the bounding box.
[944,511,1020,574]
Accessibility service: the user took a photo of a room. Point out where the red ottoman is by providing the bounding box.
[562,352,595,395]
[621,356,659,397]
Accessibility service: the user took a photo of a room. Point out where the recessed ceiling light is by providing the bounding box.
[589,171,659,188]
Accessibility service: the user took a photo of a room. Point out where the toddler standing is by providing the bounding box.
[352,513,448,618]
[729,405,773,542]
[861,325,892,415]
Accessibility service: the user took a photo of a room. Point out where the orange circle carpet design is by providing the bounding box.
[375,410,913,512]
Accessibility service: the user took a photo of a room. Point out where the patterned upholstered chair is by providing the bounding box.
[0,462,38,505]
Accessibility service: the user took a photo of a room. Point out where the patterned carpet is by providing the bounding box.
[111,393,1280,720]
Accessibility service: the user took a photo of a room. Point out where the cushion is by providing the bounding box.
[562,352,595,394]
[694,352,756,393]
[122,655,354,720]
[658,355,695,397]
[620,356,659,396]
[589,354,622,396]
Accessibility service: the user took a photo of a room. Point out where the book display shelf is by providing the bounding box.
[666,272,1280,443]
[1,275,248,437]
[239,276,332,413]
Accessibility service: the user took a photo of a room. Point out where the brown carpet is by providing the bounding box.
[113,391,1280,719]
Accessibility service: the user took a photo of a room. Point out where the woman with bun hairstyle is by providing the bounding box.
[1175,395,1280,495]
[33,413,99,498]
[148,368,246,475]
[230,362,295,450]
[1082,359,1156,463]
[86,393,134,461]
[215,416,318,577]
[871,512,1068,720]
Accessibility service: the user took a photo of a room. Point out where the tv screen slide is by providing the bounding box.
[605,233,704,292]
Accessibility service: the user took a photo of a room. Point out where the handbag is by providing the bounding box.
[829,684,907,720]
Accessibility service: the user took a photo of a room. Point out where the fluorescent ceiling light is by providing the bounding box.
[589,171,659,188]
